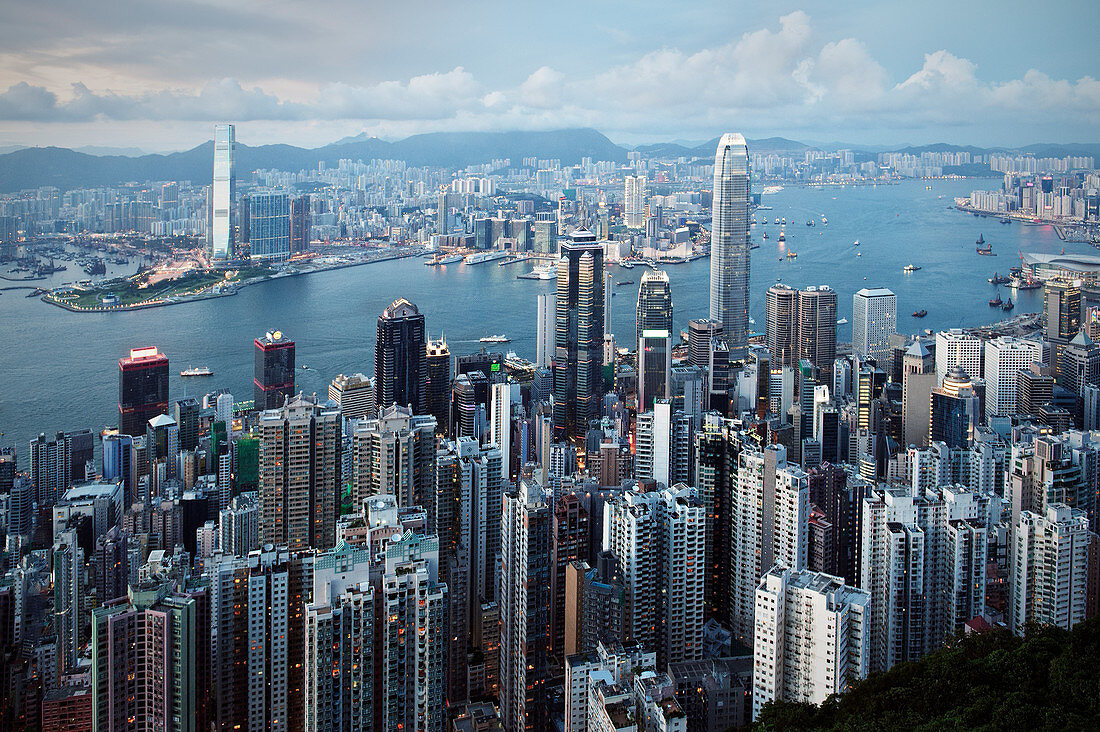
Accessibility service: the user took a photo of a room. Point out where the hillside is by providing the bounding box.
[753,618,1100,731]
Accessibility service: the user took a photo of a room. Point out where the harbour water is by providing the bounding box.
[0,179,1084,456]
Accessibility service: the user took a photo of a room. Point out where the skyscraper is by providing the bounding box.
[798,285,838,372]
[248,192,291,261]
[425,337,451,434]
[709,133,750,359]
[118,346,169,437]
[349,405,437,510]
[624,175,646,228]
[929,366,980,447]
[327,372,376,420]
[638,330,672,412]
[553,230,605,442]
[536,293,556,369]
[1009,503,1093,635]
[935,329,983,385]
[984,336,1043,419]
[257,394,342,550]
[289,194,311,253]
[636,269,673,343]
[1044,278,1081,343]
[375,298,427,414]
[765,283,798,366]
[852,288,896,363]
[208,123,235,262]
[253,330,295,410]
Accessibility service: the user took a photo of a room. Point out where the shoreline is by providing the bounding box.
[40,249,424,314]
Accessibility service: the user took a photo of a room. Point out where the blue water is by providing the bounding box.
[0,179,1082,458]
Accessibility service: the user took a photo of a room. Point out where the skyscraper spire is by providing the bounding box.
[709,133,750,360]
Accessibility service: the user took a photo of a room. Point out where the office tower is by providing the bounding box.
[553,230,605,442]
[694,417,742,622]
[901,340,935,448]
[253,330,296,409]
[490,381,517,480]
[1009,503,1093,635]
[425,337,451,433]
[852,288,896,363]
[806,464,867,586]
[349,405,436,511]
[375,297,427,414]
[930,367,980,447]
[249,192,291,260]
[752,567,870,719]
[798,286,838,372]
[709,133,750,359]
[1017,363,1055,416]
[636,269,673,343]
[208,123,235,262]
[638,329,672,412]
[118,346,169,437]
[289,194,310,253]
[218,493,258,556]
[536,292,556,369]
[550,494,590,667]
[146,414,180,489]
[687,319,722,370]
[257,394,342,550]
[1044,279,1081,342]
[624,175,646,227]
[327,372,376,420]
[52,530,83,674]
[173,397,201,451]
[1057,331,1100,425]
[729,445,809,643]
[984,336,1043,419]
[765,283,798,366]
[934,329,983,384]
[564,552,626,657]
[861,485,988,672]
[92,583,196,732]
[452,371,490,441]
[603,484,706,666]
[499,476,552,731]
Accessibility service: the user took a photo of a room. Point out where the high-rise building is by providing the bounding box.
[550,493,590,667]
[249,192,291,260]
[1044,279,1081,342]
[984,336,1043,419]
[553,231,605,442]
[709,133,750,359]
[687,319,722,370]
[624,175,646,228]
[173,397,201,452]
[253,330,295,410]
[603,483,707,666]
[930,366,980,447]
[91,583,196,732]
[636,270,673,343]
[349,405,436,511]
[327,372,376,420]
[499,476,552,731]
[208,123,235,262]
[375,298,427,414]
[563,552,626,658]
[490,381,518,480]
[798,286,838,373]
[29,429,91,507]
[536,292,556,369]
[901,340,935,448]
[257,394,342,550]
[118,346,169,437]
[852,288,896,363]
[751,567,870,719]
[934,329,983,385]
[765,283,798,366]
[1009,503,1094,635]
[638,330,672,412]
[289,194,310,253]
[425,337,451,433]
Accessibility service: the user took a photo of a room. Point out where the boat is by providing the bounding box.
[781,217,787,224]
[912,310,927,318]
[786,251,797,259]
[989,295,1003,307]
[1002,300,1014,311]
[619,261,636,269]
[778,231,786,243]
[988,272,1010,285]
[518,261,557,280]
[853,239,860,246]
[856,252,862,257]
[836,318,848,325]
[903,264,921,273]
[976,234,986,245]
[463,250,510,265]
[806,220,815,227]
[774,218,779,224]
[976,237,994,255]
[821,217,828,225]
[479,334,510,343]
[1008,275,1040,290]
[616,280,635,286]
[762,231,768,239]
[180,366,213,377]
[1001,218,1011,224]
[300,364,310,370]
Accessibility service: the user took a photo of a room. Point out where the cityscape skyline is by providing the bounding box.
[0,4,1098,150]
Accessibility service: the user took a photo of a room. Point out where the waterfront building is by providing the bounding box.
[1044,278,1082,342]
[118,346,169,437]
[765,283,798,366]
[375,297,427,414]
[208,123,235,262]
[249,191,291,260]
[289,194,310,253]
[752,567,870,719]
[553,230,605,442]
[257,394,342,550]
[709,133,750,359]
[798,286,838,373]
[327,372,376,420]
[852,288,896,363]
[253,330,295,410]
[984,336,1043,419]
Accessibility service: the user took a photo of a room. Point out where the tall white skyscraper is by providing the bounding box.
[709,133,750,359]
[490,380,519,480]
[536,292,556,368]
[852,288,896,363]
[984,336,1043,419]
[729,445,809,643]
[752,567,870,719]
[935,329,983,384]
[624,175,646,227]
[1009,503,1093,635]
[208,123,235,261]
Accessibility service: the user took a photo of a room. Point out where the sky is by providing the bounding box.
[0,0,1097,152]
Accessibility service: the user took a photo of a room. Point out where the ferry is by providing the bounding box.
[517,261,557,280]
[903,264,921,273]
[806,219,815,227]
[616,280,635,286]
[479,334,510,343]
[853,239,860,246]
[836,318,848,325]
[778,231,786,243]
[180,366,213,377]
[821,217,828,225]
[786,251,798,259]
[1008,276,1040,290]
[426,252,465,265]
[912,310,927,318]
[464,250,511,265]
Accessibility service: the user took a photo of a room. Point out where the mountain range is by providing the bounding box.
[0,128,1095,193]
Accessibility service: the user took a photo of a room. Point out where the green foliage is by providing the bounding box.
[753,618,1100,731]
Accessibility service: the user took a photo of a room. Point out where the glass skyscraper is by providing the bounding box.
[208,123,235,262]
[709,133,750,360]
[248,192,291,261]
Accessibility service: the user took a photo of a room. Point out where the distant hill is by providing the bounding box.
[0,128,626,192]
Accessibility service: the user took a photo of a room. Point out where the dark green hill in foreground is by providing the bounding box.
[753,618,1100,731]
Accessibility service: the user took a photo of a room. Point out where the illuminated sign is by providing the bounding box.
[490,363,501,372]
[129,347,159,359]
